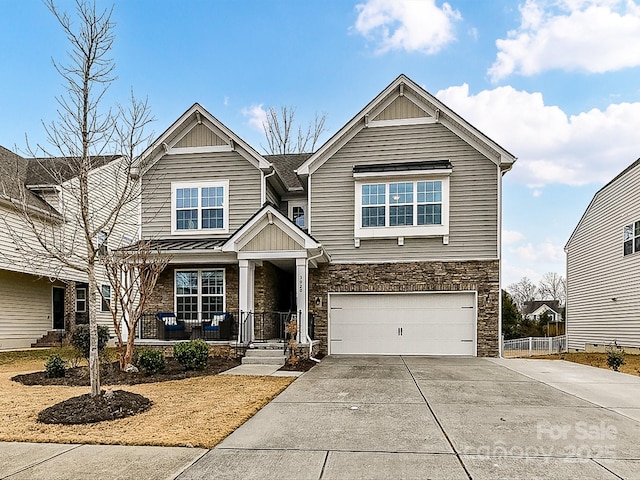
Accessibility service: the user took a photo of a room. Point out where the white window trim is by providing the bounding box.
[100,284,111,312]
[288,199,307,229]
[76,287,87,313]
[174,268,226,322]
[354,176,450,239]
[171,180,230,235]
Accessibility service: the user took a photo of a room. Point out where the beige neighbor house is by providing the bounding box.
[0,146,138,350]
[139,74,516,357]
[566,159,640,351]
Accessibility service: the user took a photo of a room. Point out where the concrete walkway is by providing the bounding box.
[2,357,640,479]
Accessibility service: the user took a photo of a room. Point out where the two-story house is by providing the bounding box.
[141,74,515,356]
[566,159,640,351]
[0,146,138,349]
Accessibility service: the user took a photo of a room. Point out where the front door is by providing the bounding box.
[52,287,65,330]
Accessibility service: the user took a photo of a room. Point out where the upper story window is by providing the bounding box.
[171,180,229,234]
[354,171,450,240]
[288,200,307,229]
[623,221,640,256]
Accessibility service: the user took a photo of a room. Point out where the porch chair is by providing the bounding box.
[203,312,233,340]
[156,312,186,340]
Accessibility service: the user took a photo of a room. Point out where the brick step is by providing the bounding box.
[32,330,66,348]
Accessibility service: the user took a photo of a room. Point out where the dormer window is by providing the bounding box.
[171,180,229,234]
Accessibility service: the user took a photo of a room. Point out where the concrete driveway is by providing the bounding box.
[179,356,640,480]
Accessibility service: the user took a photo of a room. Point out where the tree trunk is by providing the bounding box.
[87,265,101,397]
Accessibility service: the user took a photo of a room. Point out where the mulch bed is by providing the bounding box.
[37,390,152,425]
[12,357,241,387]
[12,354,319,425]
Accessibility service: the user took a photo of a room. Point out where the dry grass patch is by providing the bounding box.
[0,356,293,448]
[532,352,640,376]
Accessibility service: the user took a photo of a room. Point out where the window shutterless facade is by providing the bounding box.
[354,177,449,239]
[175,269,225,321]
[76,287,86,313]
[101,284,111,312]
[623,221,640,256]
[171,180,229,234]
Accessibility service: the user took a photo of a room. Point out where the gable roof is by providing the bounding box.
[0,146,61,217]
[297,74,517,176]
[221,203,326,256]
[139,103,271,175]
[565,158,640,250]
[264,154,310,192]
[26,155,118,186]
[523,300,561,315]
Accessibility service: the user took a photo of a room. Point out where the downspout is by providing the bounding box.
[305,247,325,363]
[262,164,276,205]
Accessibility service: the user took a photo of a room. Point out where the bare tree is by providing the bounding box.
[262,106,327,154]
[507,277,538,313]
[8,1,153,397]
[538,272,566,306]
[102,242,171,370]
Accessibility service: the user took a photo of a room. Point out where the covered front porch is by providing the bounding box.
[136,205,327,356]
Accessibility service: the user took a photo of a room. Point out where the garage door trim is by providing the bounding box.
[328,291,478,356]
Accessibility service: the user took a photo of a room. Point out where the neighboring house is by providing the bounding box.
[0,146,138,349]
[140,74,516,357]
[522,300,562,322]
[566,159,640,351]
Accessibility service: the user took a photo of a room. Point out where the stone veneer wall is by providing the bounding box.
[147,264,240,316]
[308,260,500,357]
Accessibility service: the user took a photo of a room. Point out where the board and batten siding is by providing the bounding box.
[310,123,498,262]
[0,270,64,350]
[566,163,640,350]
[141,151,262,239]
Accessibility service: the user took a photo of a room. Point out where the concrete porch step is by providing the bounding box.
[241,355,285,366]
[245,348,286,357]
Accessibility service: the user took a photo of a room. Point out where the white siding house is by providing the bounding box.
[0,146,139,349]
[565,159,640,350]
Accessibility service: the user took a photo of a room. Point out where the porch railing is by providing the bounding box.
[239,311,293,344]
[137,311,239,342]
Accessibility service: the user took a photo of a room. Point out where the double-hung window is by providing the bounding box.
[175,269,225,321]
[172,180,229,234]
[354,174,449,239]
[623,221,640,256]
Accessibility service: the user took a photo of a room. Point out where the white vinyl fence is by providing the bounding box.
[502,335,567,358]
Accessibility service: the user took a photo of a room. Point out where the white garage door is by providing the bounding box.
[329,292,476,356]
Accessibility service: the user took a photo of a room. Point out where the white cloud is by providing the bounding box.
[503,230,525,244]
[436,83,640,187]
[489,0,640,82]
[353,0,462,54]
[512,241,565,264]
[241,104,267,131]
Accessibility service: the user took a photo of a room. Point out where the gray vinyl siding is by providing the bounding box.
[0,270,63,350]
[141,151,262,239]
[566,164,640,350]
[311,123,498,262]
[266,181,280,208]
[374,96,427,121]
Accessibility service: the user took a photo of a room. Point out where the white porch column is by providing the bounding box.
[296,257,308,343]
[239,259,255,343]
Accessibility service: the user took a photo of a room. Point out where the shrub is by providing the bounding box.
[173,340,209,370]
[70,324,110,360]
[137,349,166,375]
[45,354,66,378]
[606,345,625,372]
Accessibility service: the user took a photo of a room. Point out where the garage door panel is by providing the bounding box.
[329,293,476,356]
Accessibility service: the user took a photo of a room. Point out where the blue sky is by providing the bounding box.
[1,0,639,288]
